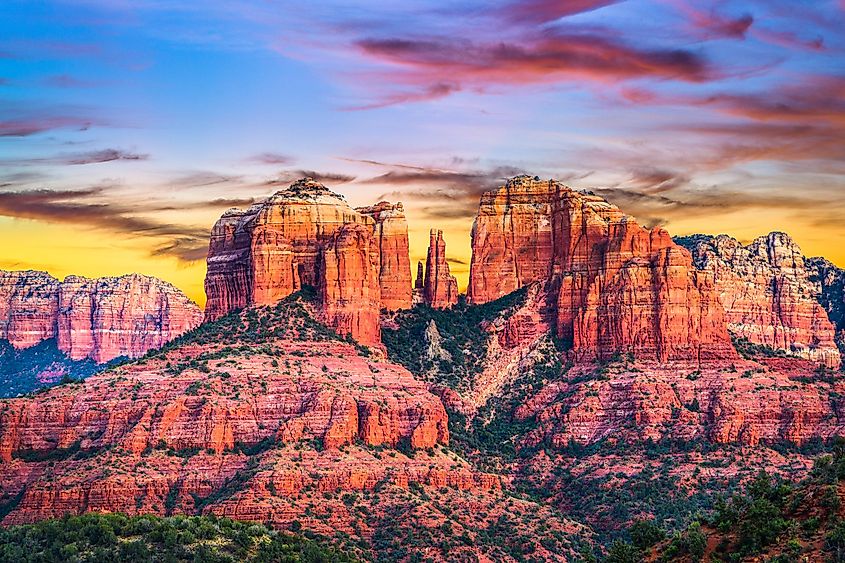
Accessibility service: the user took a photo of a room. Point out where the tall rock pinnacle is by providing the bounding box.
[423,229,459,309]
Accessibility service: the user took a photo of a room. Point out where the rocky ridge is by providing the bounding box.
[0,293,588,561]
[677,232,841,368]
[0,270,202,364]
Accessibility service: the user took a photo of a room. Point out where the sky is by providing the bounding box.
[1,0,843,306]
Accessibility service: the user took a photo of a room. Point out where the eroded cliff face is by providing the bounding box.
[423,230,459,309]
[808,256,845,356]
[0,271,60,349]
[678,233,841,368]
[318,224,383,346]
[356,202,413,311]
[204,179,412,345]
[515,357,845,449]
[0,271,202,363]
[467,176,735,363]
[467,178,557,304]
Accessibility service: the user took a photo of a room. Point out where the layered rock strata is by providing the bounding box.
[356,202,413,311]
[205,178,412,345]
[807,256,845,357]
[0,271,202,363]
[423,230,459,309]
[678,233,840,368]
[467,175,735,362]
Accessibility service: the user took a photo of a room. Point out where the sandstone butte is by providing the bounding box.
[0,270,202,363]
[466,175,736,363]
[675,233,841,368]
[204,178,413,346]
[0,300,589,561]
[423,229,459,309]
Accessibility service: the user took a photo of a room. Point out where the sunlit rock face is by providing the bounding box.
[468,175,736,363]
[0,270,202,363]
[356,201,413,311]
[678,232,841,368]
[423,229,459,309]
[204,178,412,345]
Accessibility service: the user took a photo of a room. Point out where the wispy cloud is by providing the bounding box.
[245,152,295,165]
[0,187,242,263]
[0,115,106,137]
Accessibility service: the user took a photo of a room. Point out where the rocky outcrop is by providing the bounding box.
[467,176,736,363]
[356,202,413,311]
[318,224,382,346]
[0,271,59,349]
[468,177,557,304]
[412,261,425,305]
[807,256,845,357]
[205,179,412,344]
[0,271,202,363]
[516,357,845,449]
[423,230,459,309]
[678,233,841,368]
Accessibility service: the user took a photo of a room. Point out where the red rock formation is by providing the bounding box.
[468,176,556,304]
[0,271,59,349]
[679,233,841,368]
[0,270,202,363]
[56,274,204,363]
[204,207,260,318]
[515,357,845,449]
[356,202,413,311]
[205,178,412,342]
[808,256,845,357]
[423,230,459,309]
[318,224,382,346]
[467,176,736,363]
[0,300,591,561]
[412,261,425,305]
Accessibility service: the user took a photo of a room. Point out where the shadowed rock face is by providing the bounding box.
[204,178,412,345]
[807,256,845,357]
[423,229,459,309]
[467,175,736,363]
[678,232,841,368]
[0,270,202,363]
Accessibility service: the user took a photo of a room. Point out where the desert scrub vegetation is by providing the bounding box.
[0,512,354,562]
[381,288,529,390]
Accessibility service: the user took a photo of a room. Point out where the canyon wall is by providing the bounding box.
[357,202,413,311]
[0,271,202,363]
[678,233,841,368]
[808,256,845,357]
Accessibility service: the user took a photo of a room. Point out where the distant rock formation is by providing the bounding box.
[412,261,425,305]
[0,270,202,363]
[423,230,459,309]
[678,233,841,368]
[807,256,845,359]
[467,175,736,363]
[204,178,413,345]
